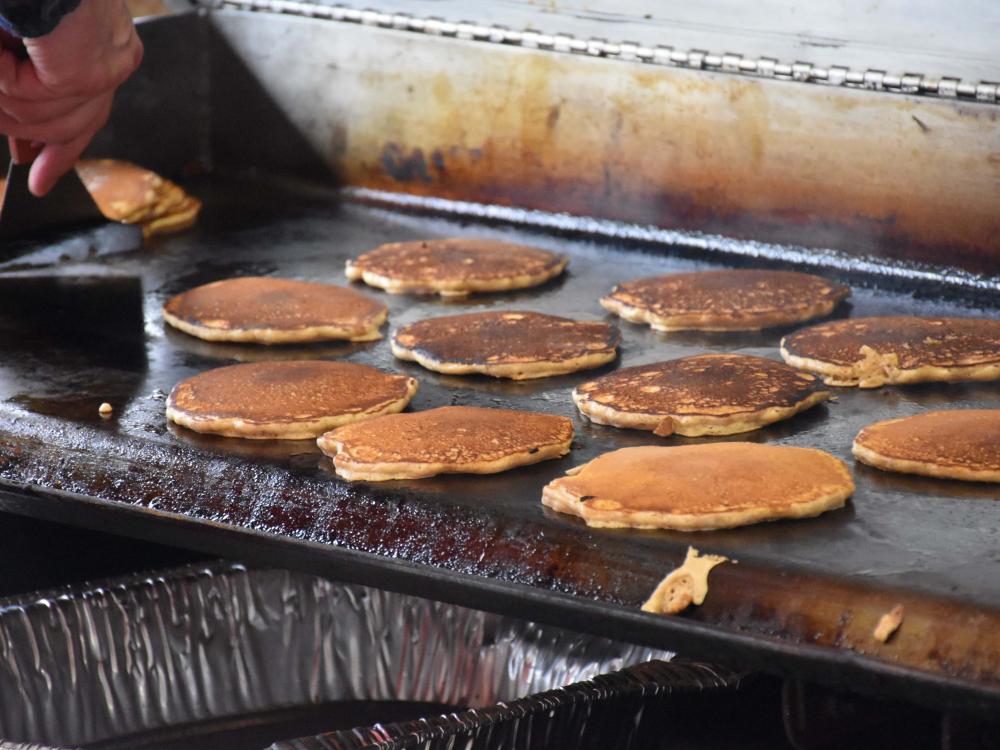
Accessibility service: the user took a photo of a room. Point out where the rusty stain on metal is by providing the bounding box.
[232,27,998,271]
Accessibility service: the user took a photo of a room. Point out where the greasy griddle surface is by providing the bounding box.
[0,174,998,703]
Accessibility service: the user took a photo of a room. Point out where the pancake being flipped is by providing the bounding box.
[76,159,201,238]
[573,354,829,436]
[601,270,850,331]
[392,311,620,380]
[780,316,1000,387]
[163,277,388,344]
[317,405,574,481]
[853,409,1000,482]
[542,443,853,530]
[167,361,417,439]
[346,238,567,297]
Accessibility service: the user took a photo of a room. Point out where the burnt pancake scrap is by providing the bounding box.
[167,361,417,439]
[392,311,620,379]
[346,238,567,296]
[163,277,388,344]
[781,316,1000,387]
[601,270,850,331]
[317,405,574,481]
[574,354,829,436]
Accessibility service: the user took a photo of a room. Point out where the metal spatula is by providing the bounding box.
[0,136,110,239]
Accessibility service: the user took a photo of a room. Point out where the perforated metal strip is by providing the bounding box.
[200,0,999,104]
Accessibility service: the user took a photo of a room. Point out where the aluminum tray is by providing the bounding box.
[0,562,734,749]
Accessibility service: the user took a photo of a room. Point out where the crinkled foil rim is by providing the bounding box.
[0,563,702,749]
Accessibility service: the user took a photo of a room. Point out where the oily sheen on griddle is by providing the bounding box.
[167,361,417,439]
[317,405,574,480]
[392,311,620,379]
[601,270,850,331]
[542,443,854,530]
[163,277,388,344]
[853,409,1000,482]
[346,238,567,296]
[573,354,829,436]
[781,316,1000,387]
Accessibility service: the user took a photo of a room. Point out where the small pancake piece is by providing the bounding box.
[163,277,388,344]
[346,238,567,296]
[317,405,573,481]
[601,270,850,331]
[76,159,202,238]
[574,354,829,436]
[392,311,620,380]
[853,409,1000,482]
[781,316,1000,387]
[542,443,853,530]
[167,361,417,439]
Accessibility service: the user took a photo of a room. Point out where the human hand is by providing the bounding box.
[0,0,142,196]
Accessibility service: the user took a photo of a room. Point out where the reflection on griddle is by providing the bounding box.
[853,463,1000,502]
[162,323,380,363]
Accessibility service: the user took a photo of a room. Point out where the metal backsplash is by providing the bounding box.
[178,2,999,275]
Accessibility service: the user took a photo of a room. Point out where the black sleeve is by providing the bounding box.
[0,0,83,38]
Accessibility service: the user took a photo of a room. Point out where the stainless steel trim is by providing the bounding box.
[199,0,999,104]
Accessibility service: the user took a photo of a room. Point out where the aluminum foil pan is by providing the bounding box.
[0,563,733,749]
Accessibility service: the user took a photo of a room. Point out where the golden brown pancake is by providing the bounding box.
[601,270,850,331]
[852,409,1000,482]
[346,238,567,296]
[163,277,388,344]
[317,405,573,481]
[166,361,417,439]
[573,354,829,436]
[392,311,620,380]
[780,316,1000,387]
[76,159,201,238]
[542,443,853,530]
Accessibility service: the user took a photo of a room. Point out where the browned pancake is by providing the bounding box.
[853,409,1000,482]
[601,270,850,331]
[573,354,829,436]
[163,277,388,343]
[317,405,574,480]
[346,238,567,296]
[392,311,620,379]
[781,316,1000,387]
[76,159,201,238]
[166,361,418,439]
[542,443,853,530]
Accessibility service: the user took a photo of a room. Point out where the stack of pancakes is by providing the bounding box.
[76,159,201,238]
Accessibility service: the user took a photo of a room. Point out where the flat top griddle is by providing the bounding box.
[0,173,997,713]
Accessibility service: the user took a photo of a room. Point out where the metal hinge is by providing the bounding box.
[199,0,999,105]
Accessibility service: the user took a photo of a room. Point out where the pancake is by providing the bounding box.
[780,316,1000,387]
[852,409,1000,482]
[392,311,620,380]
[573,354,829,436]
[346,238,567,297]
[542,443,853,530]
[601,270,850,331]
[76,159,201,238]
[166,361,417,439]
[163,277,388,344]
[317,405,573,481]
